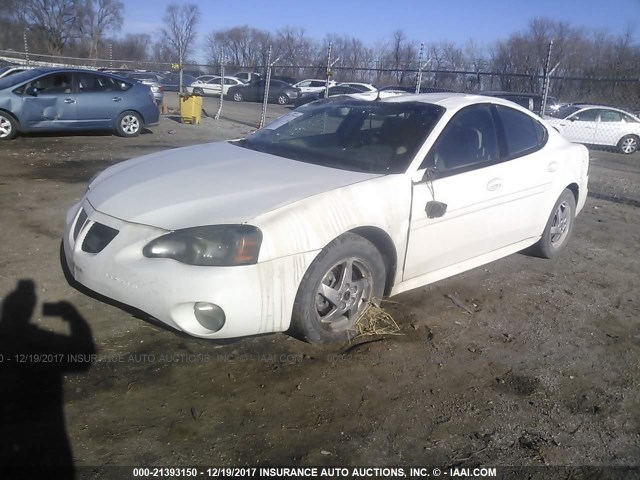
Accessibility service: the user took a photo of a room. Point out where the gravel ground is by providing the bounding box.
[0,100,638,478]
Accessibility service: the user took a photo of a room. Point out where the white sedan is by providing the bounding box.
[545,104,640,154]
[63,93,589,344]
[187,76,244,96]
[294,79,337,94]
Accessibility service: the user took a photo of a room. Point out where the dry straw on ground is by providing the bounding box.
[350,299,402,338]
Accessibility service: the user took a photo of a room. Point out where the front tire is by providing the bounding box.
[0,111,18,140]
[232,91,244,102]
[530,189,576,259]
[115,111,142,137]
[289,233,386,344]
[193,87,205,96]
[617,135,638,154]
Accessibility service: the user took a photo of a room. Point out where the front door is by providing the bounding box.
[21,72,77,130]
[403,104,552,281]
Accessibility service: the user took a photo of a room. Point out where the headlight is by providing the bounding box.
[142,225,262,266]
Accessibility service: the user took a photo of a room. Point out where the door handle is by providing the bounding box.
[487,178,502,191]
[112,97,122,102]
[548,161,559,172]
[63,98,76,104]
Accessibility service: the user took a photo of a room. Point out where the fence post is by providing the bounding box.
[416,43,424,94]
[259,45,273,129]
[325,42,332,98]
[109,43,113,69]
[541,40,553,116]
[215,49,226,121]
[23,30,29,67]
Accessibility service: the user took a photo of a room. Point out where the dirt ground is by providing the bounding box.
[0,97,638,477]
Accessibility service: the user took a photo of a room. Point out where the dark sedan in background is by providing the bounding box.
[159,73,197,92]
[0,68,159,140]
[227,79,301,105]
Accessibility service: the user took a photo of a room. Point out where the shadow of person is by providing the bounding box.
[0,279,96,480]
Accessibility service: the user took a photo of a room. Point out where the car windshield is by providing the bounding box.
[0,68,43,89]
[549,105,582,119]
[235,100,444,174]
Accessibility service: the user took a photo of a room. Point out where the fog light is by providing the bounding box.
[194,302,226,332]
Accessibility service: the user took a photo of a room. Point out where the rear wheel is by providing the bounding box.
[276,93,289,105]
[193,87,205,96]
[115,111,142,137]
[0,111,18,140]
[289,233,386,344]
[617,135,638,154]
[530,189,576,259]
[232,91,244,102]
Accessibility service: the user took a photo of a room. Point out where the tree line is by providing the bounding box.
[1,2,638,104]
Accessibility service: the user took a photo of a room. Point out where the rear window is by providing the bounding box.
[496,105,547,157]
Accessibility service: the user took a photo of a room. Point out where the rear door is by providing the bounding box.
[594,109,626,147]
[75,72,126,128]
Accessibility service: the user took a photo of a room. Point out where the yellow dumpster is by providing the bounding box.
[179,93,203,124]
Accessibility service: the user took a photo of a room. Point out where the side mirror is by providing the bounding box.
[25,85,38,97]
[425,201,447,219]
[568,116,577,122]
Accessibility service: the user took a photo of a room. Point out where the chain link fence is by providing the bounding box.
[2,45,640,148]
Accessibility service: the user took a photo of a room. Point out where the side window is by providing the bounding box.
[424,104,498,172]
[496,105,547,157]
[298,81,311,87]
[623,114,638,123]
[29,73,73,94]
[78,73,115,93]
[224,78,236,85]
[600,110,623,123]
[207,78,222,85]
[571,109,598,122]
[310,81,326,88]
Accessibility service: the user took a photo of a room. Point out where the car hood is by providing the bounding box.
[87,142,380,230]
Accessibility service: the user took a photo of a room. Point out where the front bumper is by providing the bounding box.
[63,201,317,339]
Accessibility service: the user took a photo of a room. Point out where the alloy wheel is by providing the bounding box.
[120,114,140,135]
[549,201,571,247]
[0,116,12,138]
[315,257,372,332]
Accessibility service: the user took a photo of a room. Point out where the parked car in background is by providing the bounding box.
[0,68,159,140]
[187,76,244,96]
[117,71,164,106]
[233,72,262,84]
[0,66,31,79]
[545,104,640,154]
[227,79,301,105]
[271,75,298,85]
[294,79,337,94]
[193,75,217,84]
[158,73,196,92]
[62,93,589,343]
[338,82,377,92]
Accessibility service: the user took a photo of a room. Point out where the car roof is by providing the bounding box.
[382,92,545,112]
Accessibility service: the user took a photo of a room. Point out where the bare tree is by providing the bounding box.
[19,0,78,54]
[160,2,200,87]
[108,33,150,65]
[77,0,124,60]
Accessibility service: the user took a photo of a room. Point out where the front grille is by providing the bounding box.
[73,208,88,241]
[82,223,119,253]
